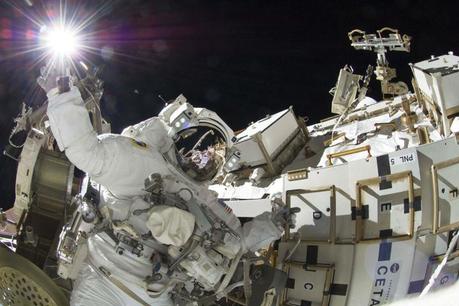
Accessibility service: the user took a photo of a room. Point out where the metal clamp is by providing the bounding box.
[327,145,371,166]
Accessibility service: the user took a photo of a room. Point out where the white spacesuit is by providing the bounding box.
[41,74,288,305]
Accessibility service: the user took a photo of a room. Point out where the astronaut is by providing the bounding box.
[37,67,297,305]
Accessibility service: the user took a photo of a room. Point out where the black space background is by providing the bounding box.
[0,0,458,209]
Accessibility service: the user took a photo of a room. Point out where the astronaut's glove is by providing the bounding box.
[37,60,72,94]
[272,206,301,230]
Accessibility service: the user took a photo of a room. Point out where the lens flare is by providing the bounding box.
[41,26,79,57]
[2,0,150,76]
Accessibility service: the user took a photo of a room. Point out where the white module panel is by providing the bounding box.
[358,175,415,240]
[435,162,459,231]
[285,145,422,244]
[281,144,430,305]
[277,241,354,306]
[347,239,416,305]
[407,232,452,297]
[416,137,459,232]
[285,163,355,243]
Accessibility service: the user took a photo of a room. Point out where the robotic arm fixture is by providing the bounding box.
[348,27,411,98]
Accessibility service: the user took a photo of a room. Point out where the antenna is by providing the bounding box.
[158,95,167,105]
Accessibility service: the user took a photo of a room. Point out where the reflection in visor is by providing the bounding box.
[176,127,226,182]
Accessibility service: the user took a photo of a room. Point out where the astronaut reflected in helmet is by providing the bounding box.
[175,127,226,182]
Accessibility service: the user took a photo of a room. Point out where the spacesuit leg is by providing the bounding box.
[70,263,125,306]
[70,263,174,306]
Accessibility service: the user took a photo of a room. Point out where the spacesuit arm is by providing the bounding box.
[201,191,283,252]
[47,86,177,198]
[46,87,93,152]
[46,87,111,177]
[241,211,283,252]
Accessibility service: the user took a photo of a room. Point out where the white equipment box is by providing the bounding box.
[234,108,306,172]
[411,54,459,135]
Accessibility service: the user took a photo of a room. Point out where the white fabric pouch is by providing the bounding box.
[146,206,195,247]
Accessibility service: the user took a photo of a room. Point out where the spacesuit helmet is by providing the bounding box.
[158,95,235,182]
[175,138,225,182]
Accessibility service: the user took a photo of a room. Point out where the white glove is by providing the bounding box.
[272,206,301,230]
[37,60,72,94]
[242,211,283,252]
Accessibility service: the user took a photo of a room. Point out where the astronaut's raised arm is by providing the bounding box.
[45,86,158,196]
[46,87,111,173]
[47,87,97,163]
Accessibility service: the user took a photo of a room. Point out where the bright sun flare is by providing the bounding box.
[42,27,79,57]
